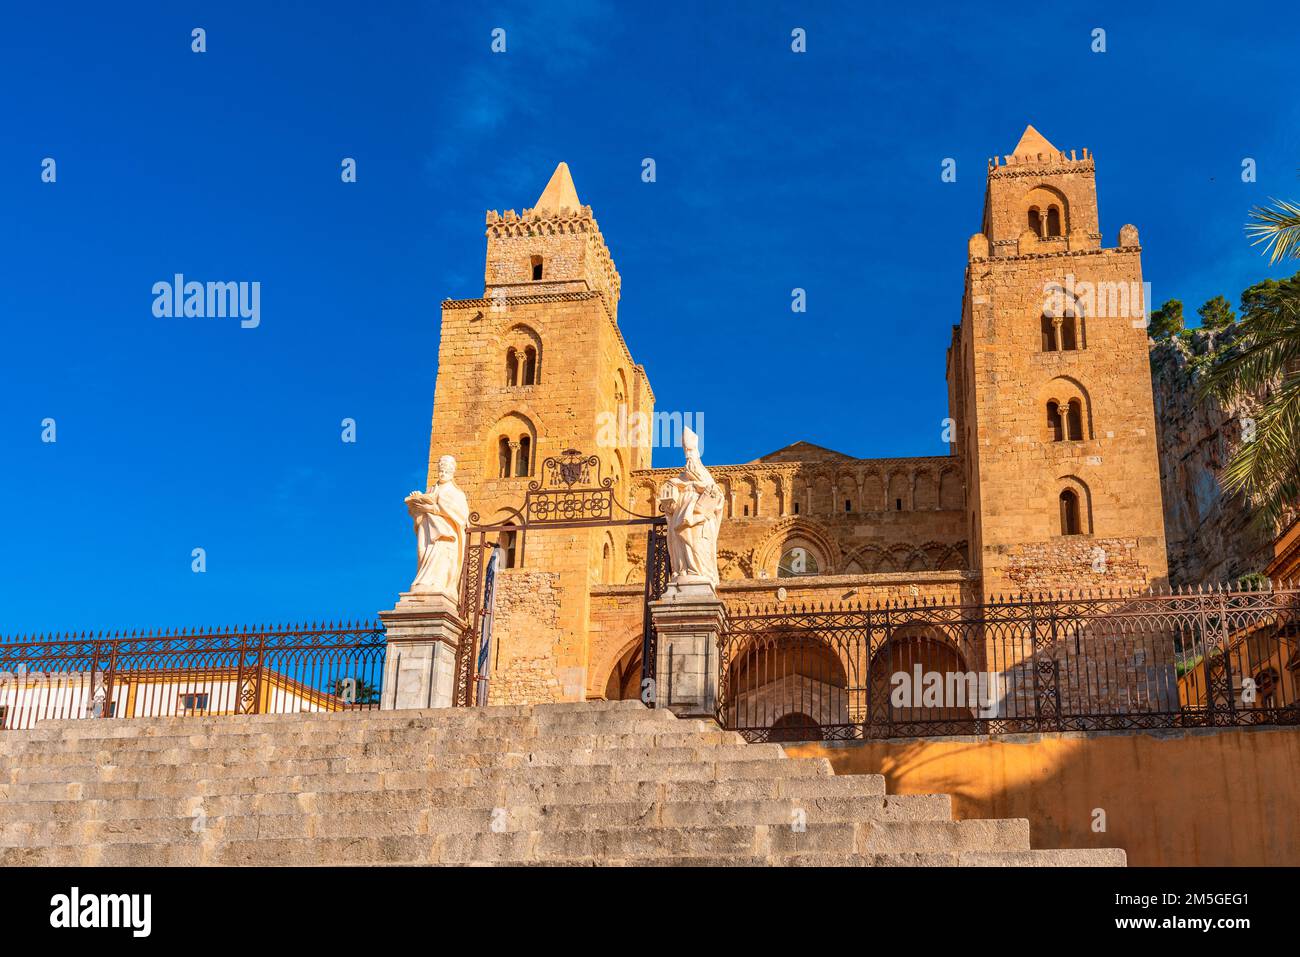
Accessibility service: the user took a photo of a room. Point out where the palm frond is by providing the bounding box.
[1199,286,1300,401]
[1247,199,1300,264]
[1220,371,1300,528]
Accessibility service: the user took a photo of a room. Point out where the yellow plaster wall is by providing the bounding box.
[786,726,1300,866]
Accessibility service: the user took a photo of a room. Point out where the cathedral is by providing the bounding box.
[424,125,1169,706]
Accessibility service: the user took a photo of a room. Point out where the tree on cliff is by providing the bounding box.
[1197,295,1236,330]
[1148,299,1184,340]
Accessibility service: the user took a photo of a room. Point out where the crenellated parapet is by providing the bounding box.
[483,166,622,312]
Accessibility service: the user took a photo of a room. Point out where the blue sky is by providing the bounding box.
[2,1,1298,634]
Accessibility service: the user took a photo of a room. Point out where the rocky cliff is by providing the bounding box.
[1150,326,1275,587]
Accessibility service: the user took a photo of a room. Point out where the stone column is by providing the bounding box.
[649,582,726,719]
[378,592,466,710]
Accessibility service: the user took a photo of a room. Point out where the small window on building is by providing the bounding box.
[1059,489,1081,536]
[1060,316,1078,351]
[498,437,512,478]
[505,348,518,386]
[522,346,537,385]
[1046,205,1062,237]
[895,498,903,511]
[1028,207,1042,237]
[500,528,518,568]
[793,502,800,515]
[516,435,531,477]
[530,256,543,281]
[845,499,852,513]
[179,693,209,713]
[1066,399,1084,441]
[1041,314,1057,352]
[1047,401,1064,442]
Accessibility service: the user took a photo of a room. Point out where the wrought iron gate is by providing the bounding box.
[453,450,668,707]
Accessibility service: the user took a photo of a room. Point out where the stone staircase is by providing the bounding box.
[0,700,1124,866]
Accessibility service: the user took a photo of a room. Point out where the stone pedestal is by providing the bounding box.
[648,581,726,718]
[378,591,466,710]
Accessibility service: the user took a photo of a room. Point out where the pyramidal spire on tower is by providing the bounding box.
[1010,124,1058,159]
[533,162,582,214]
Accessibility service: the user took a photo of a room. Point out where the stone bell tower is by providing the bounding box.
[948,126,1168,596]
[423,162,655,702]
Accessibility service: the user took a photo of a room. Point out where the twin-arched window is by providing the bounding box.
[505,346,538,386]
[496,434,532,478]
[1046,399,1084,442]
[1027,204,1064,238]
[1041,313,1083,351]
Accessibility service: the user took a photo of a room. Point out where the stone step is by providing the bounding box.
[1,732,752,767]
[0,727,741,758]
[0,780,925,821]
[2,743,800,783]
[0,768,890,810]
[0,793,957,845]
[0,755,835,802]
[0,817,1032,866]
[5,715,704,747]
[0,698,1125,867]
[629,848,1128,867]
[0,844,1126,868]
[14,701,667,740]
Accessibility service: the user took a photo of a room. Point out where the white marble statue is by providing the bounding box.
[658,427,725,587]
[404,455,470,603]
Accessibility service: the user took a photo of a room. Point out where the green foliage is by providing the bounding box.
[1148,298,1185,340]
[1239,272,1300,317]
[1200,269,1300,529]
[1197,295,1236,330]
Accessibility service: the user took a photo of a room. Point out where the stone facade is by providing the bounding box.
[423,129,1171,709]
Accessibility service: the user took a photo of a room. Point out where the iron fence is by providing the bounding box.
[717,585,1300,742]
[0,621,386,730]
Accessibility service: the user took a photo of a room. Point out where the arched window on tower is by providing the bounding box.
[521,346,537,385]
[1059,489,1081,536]
[1046,205,1062,237]
[516,435,531,477]
[497,437,513,478]
[1066,399,1084,441]
[505,348,519,386]
[530,255,543,281]
[1028,207,1043,237]
[1041,314,1058,351]
[1047,401,1065,442]
[1060,315,1078,350]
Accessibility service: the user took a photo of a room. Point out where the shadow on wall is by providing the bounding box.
[785,726,1300,866]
